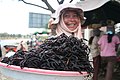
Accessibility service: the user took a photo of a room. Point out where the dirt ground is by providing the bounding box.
[98,72,120,80]
[0,71,120,80]
[0,72,15,80]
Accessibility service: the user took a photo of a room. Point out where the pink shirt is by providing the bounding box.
[98,35,120,57]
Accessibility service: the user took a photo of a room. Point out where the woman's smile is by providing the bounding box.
[63,10,80,31]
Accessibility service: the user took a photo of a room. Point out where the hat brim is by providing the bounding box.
[51,3,86,25]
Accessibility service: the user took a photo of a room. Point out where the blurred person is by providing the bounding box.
[116,32,120,55]
[98,30,120,80]
[0,44,2,60]
[17,41,28,51]
[106,20,115,33]
[88,24,104,80]
[115,23,120,56]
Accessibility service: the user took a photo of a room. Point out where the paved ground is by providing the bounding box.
[0,72,14,80]
[0,71,120,80]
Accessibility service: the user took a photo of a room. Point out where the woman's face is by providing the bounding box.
[63,10,80,31]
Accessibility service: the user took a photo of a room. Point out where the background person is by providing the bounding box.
[0,44,2,60]
[88,24,104,80]
[98,30,120,80]
[115,23,120,56]
[17,41,28,51]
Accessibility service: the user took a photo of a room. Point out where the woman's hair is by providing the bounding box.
[88,36,94,45]
[92,28,101,37]
[107,34,114,43]
[60,9,81,22]
[106,20,115,26]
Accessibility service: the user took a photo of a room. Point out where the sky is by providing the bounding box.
[1,0,120,35]
[0,0,78,35]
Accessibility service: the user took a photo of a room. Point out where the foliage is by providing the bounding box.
[0,33,30,39]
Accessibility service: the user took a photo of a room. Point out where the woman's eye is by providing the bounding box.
[64,14,78,18]
[64,14,70,18]
[72,14,78,18]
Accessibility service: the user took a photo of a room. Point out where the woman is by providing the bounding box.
[88,26,104,80]
[49,3,86,39]
[98,30,120,80]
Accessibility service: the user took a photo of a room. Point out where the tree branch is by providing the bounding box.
[19,0,76,13]
[42,0,55,13]
[19,0,55,13]
[57,0,64,4]
[69,0,73,3]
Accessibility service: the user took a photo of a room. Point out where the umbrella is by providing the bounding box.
[33,32,40,35]
[83,1,120,26]
[33,31,49,35]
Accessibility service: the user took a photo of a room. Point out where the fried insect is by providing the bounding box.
[1,33,93,73]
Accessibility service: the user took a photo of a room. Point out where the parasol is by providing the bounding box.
[33,31,49,35]
[83,1,120,26]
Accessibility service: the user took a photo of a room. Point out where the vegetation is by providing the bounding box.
[0,33,30,40]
